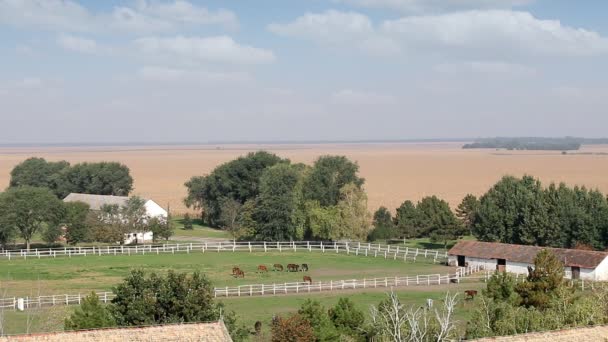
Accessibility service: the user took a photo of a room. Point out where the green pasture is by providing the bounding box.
[0,251,453,297]
[0,282,484,337]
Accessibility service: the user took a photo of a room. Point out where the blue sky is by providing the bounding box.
[1,0,607,144]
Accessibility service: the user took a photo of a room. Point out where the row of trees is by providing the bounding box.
[184,152,370,241]
[9,157,133,198]
[462,137,583,151]
[0,186,172,249]
[472,175,608,250]
[466,250,608,338]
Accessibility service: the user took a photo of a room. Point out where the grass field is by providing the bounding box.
[2,142,608,213]
[171,216,232,240]
[0,282,485,336]
[0,251,453,297]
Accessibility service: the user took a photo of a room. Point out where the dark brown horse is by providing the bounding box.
[273,264,284,271]
[464,290,478,300]
[232,267,241,276]
[303,276,312,284]
[257,265,268,273]
[300,263,309,272]
[287,264,299,272]
[234,269,245,278]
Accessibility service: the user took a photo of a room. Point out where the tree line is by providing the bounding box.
[462,137,583,151]
[184,151,370,242]
[1,158,171,249]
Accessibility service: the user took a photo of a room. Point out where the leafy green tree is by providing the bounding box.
[219,198,243,238]
[149,216,173,242]
[184,151,284,226]
[394,200,419,238]
[455,194,479,234]
[57,162,133,198]
[368,206,395,241]
[516,249,566,309]
[336,183,372,241]
[182,213,194,230]
[254,164,303,241]
[416,196,463,247]
[483,271,520,305]
[64,292,116,330]
[328,298,365,339]
[304,201,340,240]
[64,201,91,245]
[303,156,365,207]
[89,206,125,244]
[0,186,64,250]
[298,299,339,341]
[121,196,149,244]
[9,157,70,196]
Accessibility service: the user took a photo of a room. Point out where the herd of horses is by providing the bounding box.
[231,263,312,283]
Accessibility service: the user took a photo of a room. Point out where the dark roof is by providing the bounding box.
[448,241,608,269]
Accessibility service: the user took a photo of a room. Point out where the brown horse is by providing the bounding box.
[287,264,299,272]
[232,267,241,276]
[234,269,245,278]
[300,263,309,272]
[464,290,478,300]
[257,265,268,273]
[273,264,284,271]
[303,276,312,284]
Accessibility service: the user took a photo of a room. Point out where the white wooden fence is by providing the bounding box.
[0,265,482,311]
[0,241,448,263]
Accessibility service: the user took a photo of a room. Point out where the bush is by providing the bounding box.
[183,213,193,230]
[64,292,115,330]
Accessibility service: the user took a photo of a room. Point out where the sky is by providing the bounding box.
[1,0,607,144]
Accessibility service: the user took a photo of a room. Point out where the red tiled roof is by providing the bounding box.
[448,241,608,269]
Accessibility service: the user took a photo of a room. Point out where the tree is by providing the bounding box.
[516,249,566,310]
[63,201,91,245]
[416,196,463,247]
[394,200,419,239]
[219,198,243,238]
[184,151,284,226]
[271,314,316,342]
[0,186,64,250]
[369,206,396,241]
[328,298,365,339]
[335,183,372,241]
[303,156,365,207]
[455,194,479,234]
[298,299,339,341]
[89,206,125,244]
[304,201,340,241]
[483,271,520,305]
[254,164,304,241]
[182,213,194,230]
[121,196,149,244]
[64,292,115,330]
[57,162,133,198]
[149,216,173,242]
[9,157,69,196]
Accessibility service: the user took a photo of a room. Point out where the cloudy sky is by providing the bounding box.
[1,0,607,144]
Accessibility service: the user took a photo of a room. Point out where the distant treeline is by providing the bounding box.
[463,137,608,151]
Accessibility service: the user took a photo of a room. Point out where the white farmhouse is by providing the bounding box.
[448,241,608,281]
[63,193,168,244]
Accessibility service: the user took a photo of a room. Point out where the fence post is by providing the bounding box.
[248,242,252,253]
[264,241,267,252]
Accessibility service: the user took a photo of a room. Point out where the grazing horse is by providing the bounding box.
[273,264,283,271]
[464,290,478,300]
[303,276,312,284]
[300,263,309,272]
[287,264,299,272]
[254,321,262,335]
[257,265,269,273]
[232,267,241,276]
[234,269,245,278]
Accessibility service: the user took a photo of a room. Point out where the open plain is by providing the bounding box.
[1,142,608,213]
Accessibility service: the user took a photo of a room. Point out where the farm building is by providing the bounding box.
[448,241,608,281]
[63,193,168,244]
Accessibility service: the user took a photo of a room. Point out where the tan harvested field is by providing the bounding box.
[1,142,608,213]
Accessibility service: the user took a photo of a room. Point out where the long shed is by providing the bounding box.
[448,241,608,281]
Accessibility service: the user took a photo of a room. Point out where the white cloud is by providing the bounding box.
[134,36,276,65]
[434,61,537,78]
[268,10,399,55]
[17,77,43,88]
[138,66,250,83]
[331,89,396,105]
[57,34,98,53]
[334,0,533,12]
[270,9,608,58]
[0,0,237,33]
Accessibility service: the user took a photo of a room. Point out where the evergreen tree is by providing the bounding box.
[455,194,479,234]
[516,249,566,309]
[182,213,194,230]
[394,200,419,238]
[298,300,339,341]
[328,298,365,339]
[64,292,116,330]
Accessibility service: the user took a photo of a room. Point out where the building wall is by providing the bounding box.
[145,200,168,219]
[124,231,154,244]
[593,256,608,281]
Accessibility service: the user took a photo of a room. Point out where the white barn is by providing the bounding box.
[63,193,168,244]
[448,241,608,281]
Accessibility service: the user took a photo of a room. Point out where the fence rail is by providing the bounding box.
[0,265,481,311]
[0,241,448,263]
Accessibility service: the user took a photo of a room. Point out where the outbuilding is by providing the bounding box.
[63,193,168,244]
[448,240,608,281]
